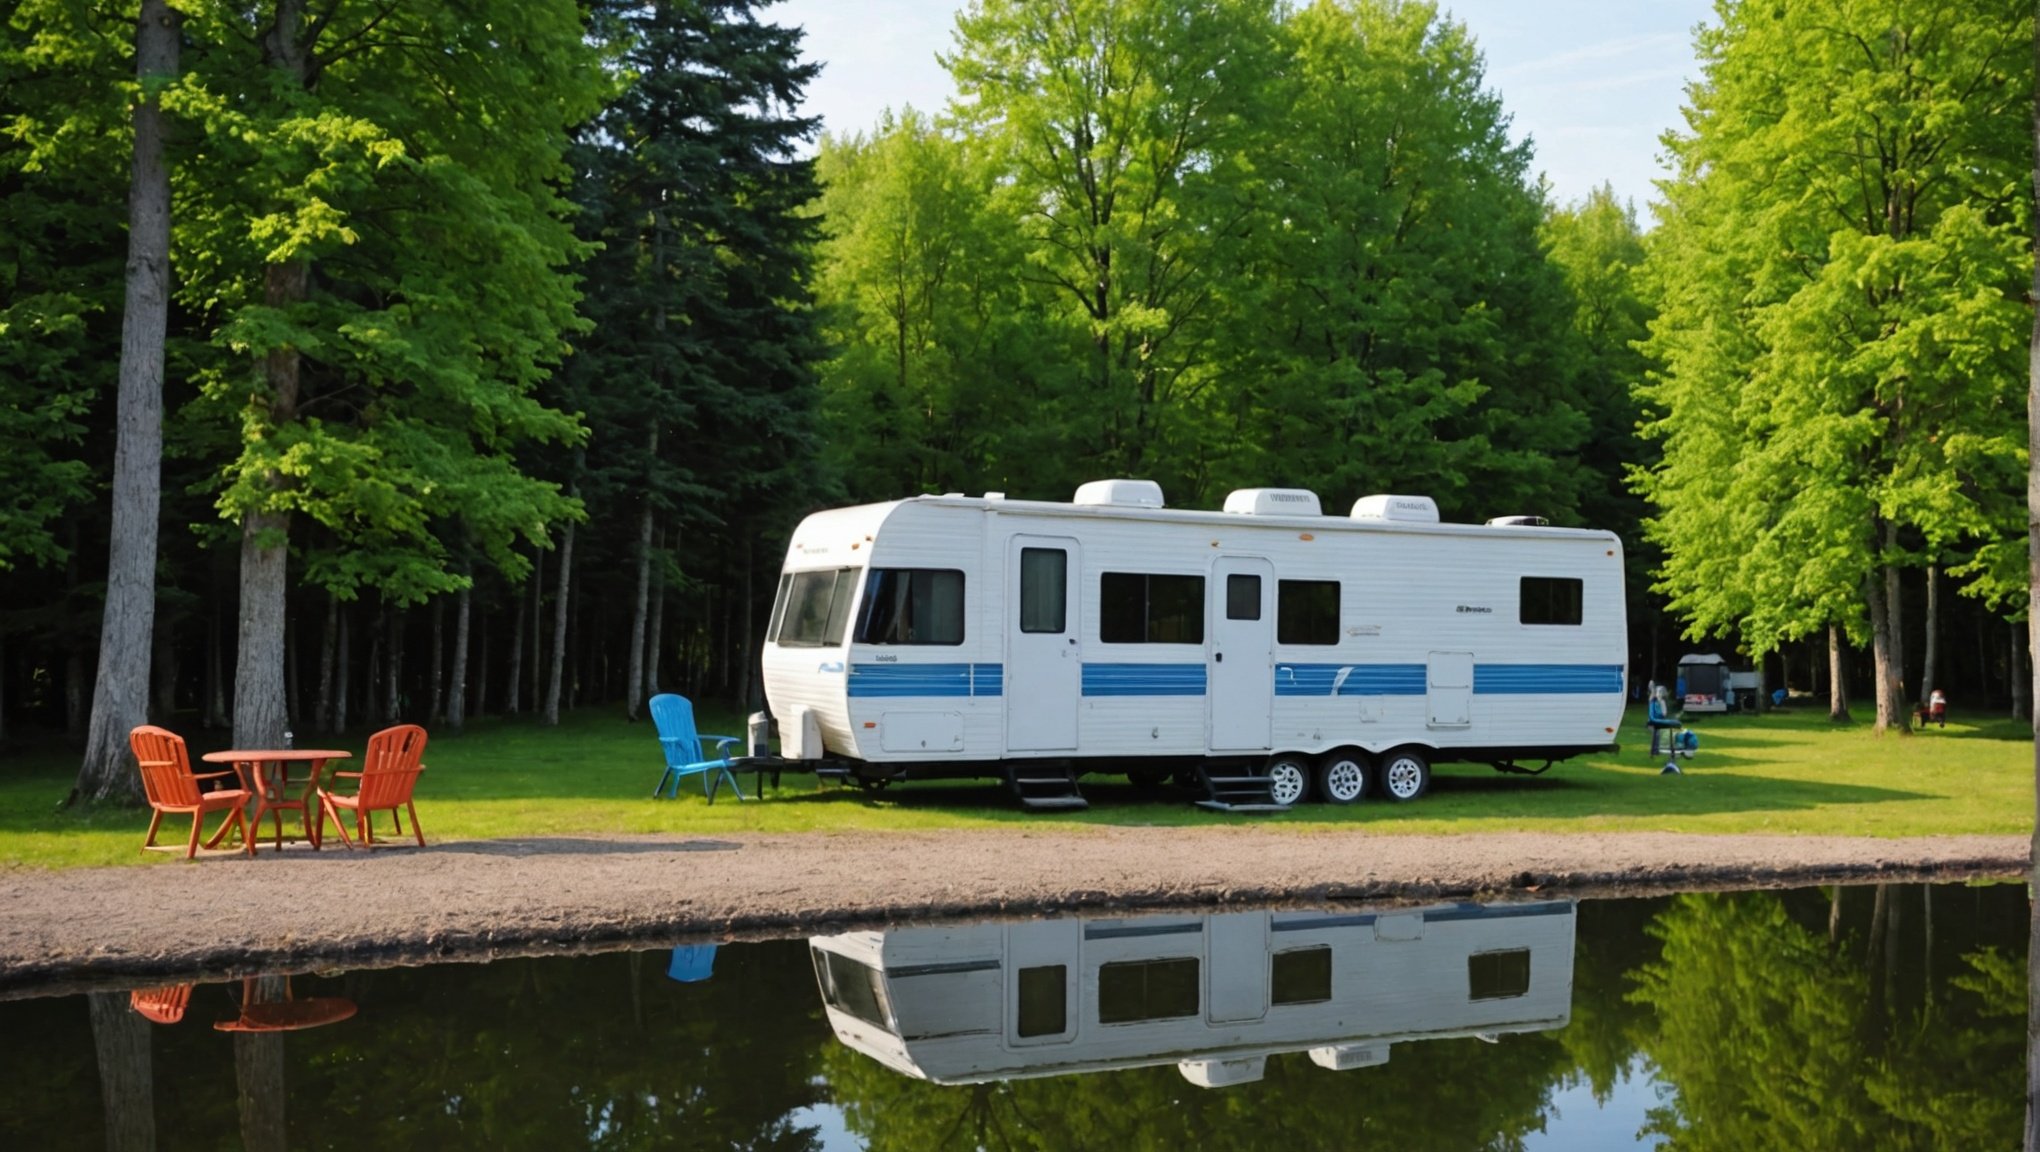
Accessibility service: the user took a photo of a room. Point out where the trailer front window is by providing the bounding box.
[857,569,965,645]
[777,568,858,647]
[812,946,897,1034]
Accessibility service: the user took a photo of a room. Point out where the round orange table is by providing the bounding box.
[201,749,351,852]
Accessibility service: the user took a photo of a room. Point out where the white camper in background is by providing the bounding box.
[762,480,1626,809]
[809,900,1577,1088]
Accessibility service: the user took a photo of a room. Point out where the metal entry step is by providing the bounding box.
[1192,765,1288,812]
[1007,764,1089,811]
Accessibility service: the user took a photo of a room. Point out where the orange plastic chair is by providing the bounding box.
[131,725,253,858]
[130,984,194,1025]
[318,724,428,848]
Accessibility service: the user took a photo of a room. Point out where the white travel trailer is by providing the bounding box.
[809,900,1577,1088]
[762,479,1625,809]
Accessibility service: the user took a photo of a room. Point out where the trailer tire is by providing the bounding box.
[1316,751,1369,805]
[1380,748,1431,802]
[1265,755,1312,807]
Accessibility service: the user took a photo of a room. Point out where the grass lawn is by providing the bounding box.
[0,701,2031,869]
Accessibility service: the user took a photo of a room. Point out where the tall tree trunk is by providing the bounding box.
[149,628,175,727]
[75,0,179,805]
[2024,12,2040,1143]
[428,595,446,724]
[446,584,470,731]
[66,647,87,739]
[88,991,155,1152]
[646,527,666,697]
[384,607,403,723]
[1828,624,1851,722]
[529,541,545,716]
[626,444,657,721]
[544,519,575,726]
[205,576,225,729]
[314,593,337,732]
[364,610,381,730]
[284,609,300,731]
[739,535,757,709]
[473,608,490,720]
[232,0,311,752]
[1921,564,1939,704]
[506,575,526,717]
[1864,558,1906,734]
[333,606,350,735]
[2016,618,2030,724]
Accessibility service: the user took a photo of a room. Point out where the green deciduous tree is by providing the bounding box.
[946,0,1282,498]
[162,0,600,747]
[1639,0,2033,732]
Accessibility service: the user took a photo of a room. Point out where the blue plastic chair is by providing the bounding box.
[650,694,746,802]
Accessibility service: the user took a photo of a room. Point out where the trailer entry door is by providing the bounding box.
[1007,536,1080,752]
[1209,557,1275,751]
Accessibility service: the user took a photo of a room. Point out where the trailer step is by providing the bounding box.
[1007,763,1089,812]
[1190,764,1284,811]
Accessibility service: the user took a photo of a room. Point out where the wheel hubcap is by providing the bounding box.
[1387,759,1421,798]
[1270,764,1305,805]
[1326,761,1364,800]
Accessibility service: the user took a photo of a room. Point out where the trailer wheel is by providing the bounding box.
[1380,748,1431,802]
[1265,755,1312,806]
[1316,751,1369,805]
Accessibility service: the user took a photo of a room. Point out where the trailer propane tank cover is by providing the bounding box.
[748,713,772,758]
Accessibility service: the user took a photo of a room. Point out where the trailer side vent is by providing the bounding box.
[1073,479,1166,508]
[1222,488,1322,517]
[1351,495,1440,523]
[1486,515,1549,527]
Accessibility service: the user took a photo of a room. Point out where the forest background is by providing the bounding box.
[2,0,2032,802]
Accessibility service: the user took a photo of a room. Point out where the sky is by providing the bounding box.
[770,0,1717,216]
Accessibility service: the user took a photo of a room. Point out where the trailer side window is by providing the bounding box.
[1278,580,1340,645]
[1271,946,1332,1005]
[766,573,792,642]
[1520,577,1583,626]
[1016,965,1067,1037]
[1019,548,1067,633]
[1468,949,1532,1001]
[1100,573,1206,644]
[857,569,965,645]
[1098,958,1200,1024]
[777,568,857,647]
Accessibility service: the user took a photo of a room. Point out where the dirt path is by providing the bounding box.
[0,828,2025,999]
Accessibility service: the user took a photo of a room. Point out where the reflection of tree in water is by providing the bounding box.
[1631,886,2023,1151]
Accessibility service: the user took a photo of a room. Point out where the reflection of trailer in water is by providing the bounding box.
[809,900,1575,1089]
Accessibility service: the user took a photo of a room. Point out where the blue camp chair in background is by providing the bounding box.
[667,944,717,983]
[650,694,747,803]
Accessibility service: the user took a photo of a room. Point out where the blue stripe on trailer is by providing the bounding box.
[846,662,1005,698]
[1473,664,1624,695]
[1082,663,1208,697]
[971,663,1003,697]
[847,663,972,698]
[1275,664,1427,697]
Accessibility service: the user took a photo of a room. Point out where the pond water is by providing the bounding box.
[0,882,2025,1151]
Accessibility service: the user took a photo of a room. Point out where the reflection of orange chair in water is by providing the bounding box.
[130,984,194,1025]
[215,977,357,1032]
